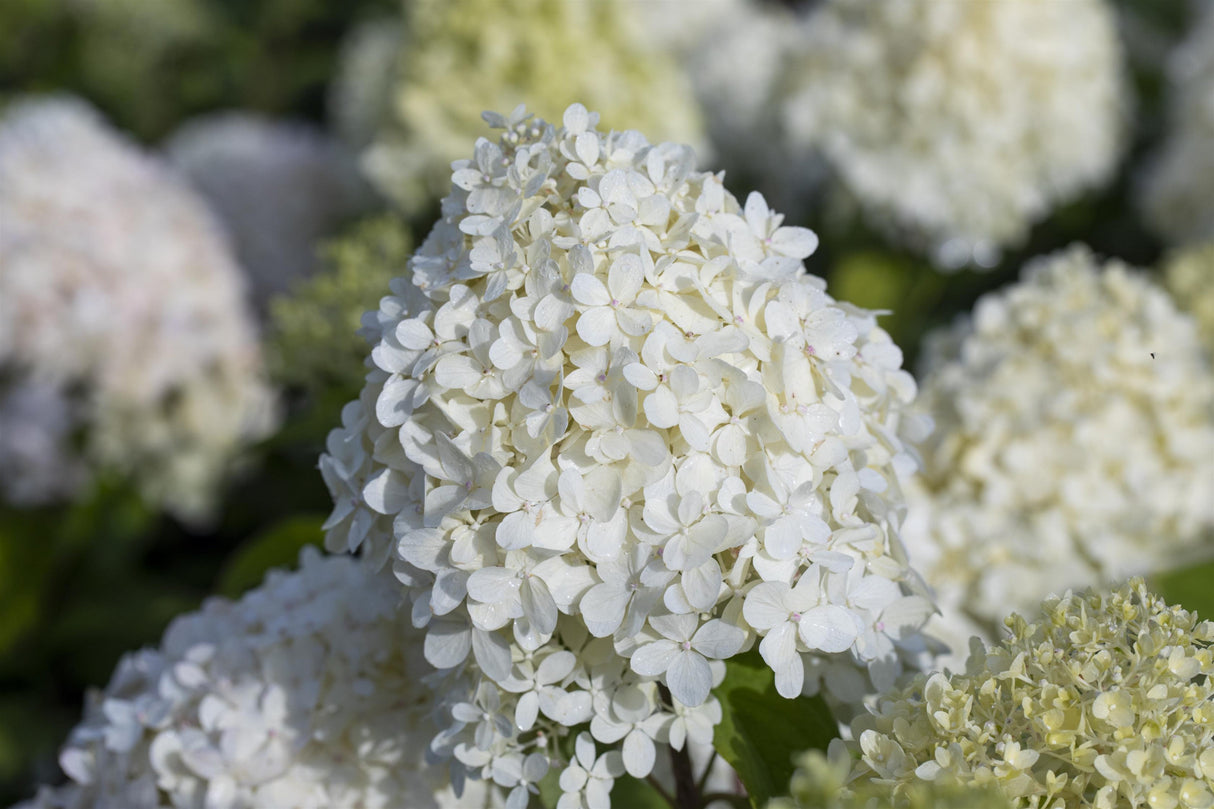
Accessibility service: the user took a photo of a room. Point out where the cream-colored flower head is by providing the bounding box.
[166,113,372,307]
[908,246,1214,656]
[350,0,705,211]
[15,549,493,809]
[1162,243,1214,356]
[783,0,1128,268]
[320,103,933,806]
[0,97,276,520]
[837,580,1214,809]
[1143,6,1214,246]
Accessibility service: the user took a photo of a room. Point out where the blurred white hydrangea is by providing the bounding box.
[627,0,742,57]
[831,580,1214,809]
[166,113,373,308]
[908,246,1214,661]
[0,97,276,521]
[320,102,934,806]
[783,0,1128,268]
[15,548,495,809]
[676,0,823,216]
[345,0,705,212]
[328,17,402,150]
[1142,5,1214,246]
[1163,243,1214,356]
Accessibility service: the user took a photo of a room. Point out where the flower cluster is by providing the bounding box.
[351,0,705,211]
[166,113,372,308]
[0,97,275,520]
[771,749,1011,809]
[1143,6,1214,246]
[782,0,1127,268]
[835,580,1214,809]
[320,103,933,806]
[1163,244,1214,357]
[15,549,491,809]
[908,246,1214,656]
[267,215,412,397]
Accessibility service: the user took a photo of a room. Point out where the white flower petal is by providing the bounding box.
[743,583,792,631]
[630,639,679,677]
[666,649,713,707]
[621,728,656,778]
[797,605,859,654]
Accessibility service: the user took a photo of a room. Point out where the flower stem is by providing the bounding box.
[657,684,701,809]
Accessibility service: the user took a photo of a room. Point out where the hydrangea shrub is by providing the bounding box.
[320,103,934,805]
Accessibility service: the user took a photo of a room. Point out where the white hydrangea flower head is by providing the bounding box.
[782,0,1128,268]
[908,245,1214,660]
[837,580,1214,809]
[320,102,934,805]
[166,113,372,308]
[1143,6,1214,246]
[14,549,495,809]
[1163,243,1214,356]
[353,0,706,212]
[0,97,276,520]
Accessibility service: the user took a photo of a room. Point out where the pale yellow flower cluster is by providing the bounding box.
[348,0,705,211]
[843,581,1214,809]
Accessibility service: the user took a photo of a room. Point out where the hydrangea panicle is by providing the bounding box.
[783,0,1127,267]
[908,245,1214,661]
[14,549,491,809]
[826,580,1214,809]
[320,103,934,804]
[0,96,275,520]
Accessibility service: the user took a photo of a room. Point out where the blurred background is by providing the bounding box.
[0,0,1205,802]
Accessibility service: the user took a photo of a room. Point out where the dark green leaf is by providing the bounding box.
[215,514,325,597]
[1151,555,1214,618]
[611,774,669,809]
[712,649,839,808]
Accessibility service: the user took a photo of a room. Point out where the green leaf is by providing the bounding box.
[712,650,840,808]
[610,774,669,809]
[1151,555,1214,618]
[215,514,325,597]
